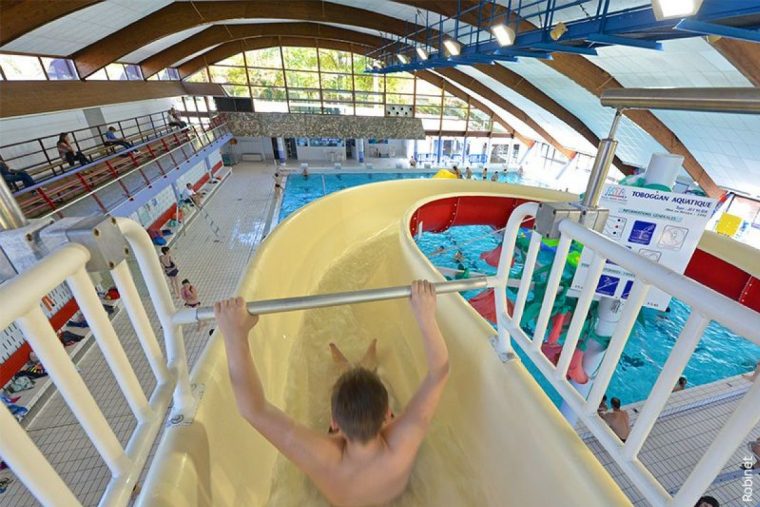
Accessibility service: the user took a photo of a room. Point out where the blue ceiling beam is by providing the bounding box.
[674,19,760,44]
[586,33,663,50]
[529,42,599,56]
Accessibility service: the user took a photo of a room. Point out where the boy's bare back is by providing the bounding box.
[215,281,449,507]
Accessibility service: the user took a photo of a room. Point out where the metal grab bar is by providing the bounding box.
[172,276,496,325]
[600,87,760,114]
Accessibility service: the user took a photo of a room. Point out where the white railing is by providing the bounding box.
[0,219,193,507]
[493,202,760,507]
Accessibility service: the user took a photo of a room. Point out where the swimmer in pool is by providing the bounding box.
[215,280,449,507]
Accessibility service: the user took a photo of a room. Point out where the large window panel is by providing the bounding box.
[416,79,443,96]
[282,47,318,70]
[223,85,250,97]
[286,70,319,88]
[321,72,353,90]
[288,88,320,100]
[245,48,282,68]
[444,94,468,109]
[290,101,322,114]
[386,93,414,105]
[40,57,78,80]
[386,76,414,94]
[353,54,378,73]
[322,90,353,102]
[468,108,492,131]
[216,54,245,67]
[355,103,384,116]
[354,74,384,93]
[0,54,46,80]
[251,87,287,100]
[323,102,354,115]
[186,68,209,83]
[209,65,247,85]
[254,99,288,112]
[493,121,509,133]
[421,118,441,130]
[105,63,127,80]
[355,91,383,103]
[248,68,284,87]
[318,49,353,73]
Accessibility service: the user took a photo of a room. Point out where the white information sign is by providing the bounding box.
[570,184,716,310]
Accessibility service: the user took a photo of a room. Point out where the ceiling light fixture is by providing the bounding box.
[416,47,429,61]
[550,22,568,41]
[651,0,704,20]
[443,39,461,56]
[397,53,409,64]
[492,23,515,46]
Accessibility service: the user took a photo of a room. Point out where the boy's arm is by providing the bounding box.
[215,298,339,474]
[387,280,450,451]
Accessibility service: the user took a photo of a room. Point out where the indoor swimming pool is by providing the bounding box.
[278,170,548,220]
[278,172,760,406]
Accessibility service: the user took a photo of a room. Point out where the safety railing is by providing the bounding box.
[491,202,760,507]
[0,111,180,180]
[0,217,192,507]
[12,122,230,219]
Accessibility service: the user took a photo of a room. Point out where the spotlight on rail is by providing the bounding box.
[651,0,703,20]
[550,21,567,41]
[443,39,461,56]
[416,47,429,61]
[492,23,515,47]
[396,53,409,64]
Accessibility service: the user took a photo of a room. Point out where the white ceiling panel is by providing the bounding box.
[120,26,209,64]
[1,0,173,56]
[493,59,665,168]
[588,38,760,195]
[455,66,596,154]
[433,69,545,143]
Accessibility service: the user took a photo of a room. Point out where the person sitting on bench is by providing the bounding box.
[1,156,35,190]
[104,126,140,153]
[167,107,187,129]
[57,133,90,167]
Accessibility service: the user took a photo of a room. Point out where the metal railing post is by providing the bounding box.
[0,178,28,230]
[581,110,622,208]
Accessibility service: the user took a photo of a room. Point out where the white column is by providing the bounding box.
[357,138,365,163]
[275,137,286,165]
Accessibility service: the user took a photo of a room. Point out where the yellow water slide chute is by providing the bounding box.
[432,169,457,179]
[137,179,630,506]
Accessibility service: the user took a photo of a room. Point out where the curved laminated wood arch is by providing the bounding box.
[141,23,389,78]
[0,0,101,46]
[71,1,428,78]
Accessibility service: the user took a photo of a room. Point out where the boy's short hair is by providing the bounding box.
[161,246,170,254]
[331,367,388,443]
[610,397,621,409]
[181,279,190,284]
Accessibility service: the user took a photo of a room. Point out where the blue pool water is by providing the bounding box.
[279,172,760,406]
[278,171,548,221]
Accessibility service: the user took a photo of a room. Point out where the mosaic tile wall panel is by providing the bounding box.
[223,113,425,140]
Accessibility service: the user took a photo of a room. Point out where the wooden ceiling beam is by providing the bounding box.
[141,22,387,78]
[72,1,426,78]
[0,0,101,46]
[709,38,760,87]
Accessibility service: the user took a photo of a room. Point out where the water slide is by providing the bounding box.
[135,179,636,506]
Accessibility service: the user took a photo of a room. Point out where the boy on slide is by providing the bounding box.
[215,280,450,507]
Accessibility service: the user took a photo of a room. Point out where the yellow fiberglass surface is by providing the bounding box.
[136,179,631,507]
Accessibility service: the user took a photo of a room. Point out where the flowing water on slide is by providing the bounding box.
[264,226,487,506]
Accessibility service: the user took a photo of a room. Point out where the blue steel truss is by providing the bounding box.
[366,0,760,74]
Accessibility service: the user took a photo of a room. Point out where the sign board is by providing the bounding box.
[570,185,716,310]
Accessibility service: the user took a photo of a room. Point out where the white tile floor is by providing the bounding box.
[1,161,757,506]
[0,161,280,506]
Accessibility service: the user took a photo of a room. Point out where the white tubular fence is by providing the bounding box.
[0,219,192,507]
[493,202,760,507]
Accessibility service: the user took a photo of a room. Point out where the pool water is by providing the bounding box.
[278,172,760,406]
[278,171,548,221]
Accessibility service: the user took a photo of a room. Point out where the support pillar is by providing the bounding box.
[357,138,365,163]
[275,137,286,165]
[436,135,443,165]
